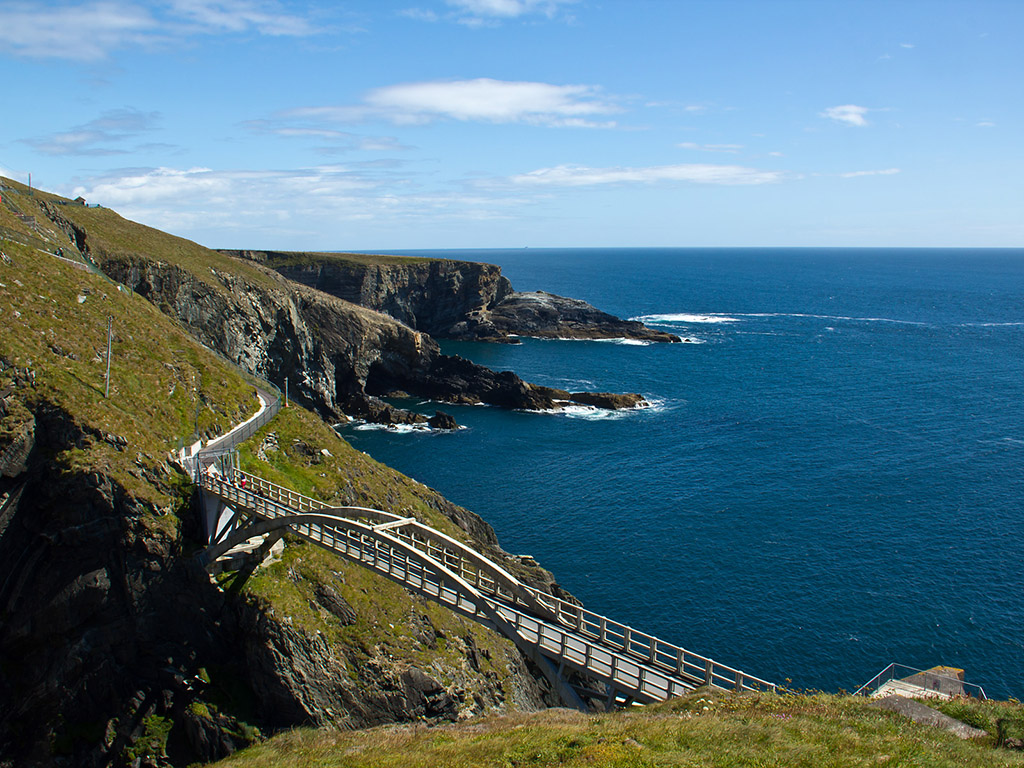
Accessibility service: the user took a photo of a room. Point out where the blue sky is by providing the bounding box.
[0,0,1020,249]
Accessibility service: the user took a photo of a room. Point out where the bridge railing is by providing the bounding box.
[220,468,775,694]
[853,663,987,699]
[200,473,686,704]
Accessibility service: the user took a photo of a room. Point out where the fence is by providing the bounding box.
[853,663,987,699]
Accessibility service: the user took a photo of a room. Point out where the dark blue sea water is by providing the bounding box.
[342,248,1024,698]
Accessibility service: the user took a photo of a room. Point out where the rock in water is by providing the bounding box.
[569,392,647,410]
[480,291,680,343]
[428,411,458,430]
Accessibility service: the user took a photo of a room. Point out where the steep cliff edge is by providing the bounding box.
[226,250,514,339]
[37,210,644,426]
[0,183,566,767]
[224,250,679,344]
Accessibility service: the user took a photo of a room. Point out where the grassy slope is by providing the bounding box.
[254,250,435,268]
[0,218,254,520]
[0,178,537,727]
[212,691,1024,768]
[9,179,1022,766]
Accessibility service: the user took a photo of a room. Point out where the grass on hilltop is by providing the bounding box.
[256,250,436,269]
[0,219,257,517]
[211,689,1024,768]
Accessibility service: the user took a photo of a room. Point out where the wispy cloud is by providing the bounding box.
[68,164,532,238]
[243,118,412,153]
[168,0,319,36]
[840,168,901,178]
[0,0,323,61]
[24,108,161,155]
[821,104,872,127]
[510,163,784,187]
[678,142,744,154]
[399,0,577,26]
[289,78,619,127]
[976,121,995,128]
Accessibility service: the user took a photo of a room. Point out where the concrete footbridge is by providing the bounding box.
[184,391,777,710]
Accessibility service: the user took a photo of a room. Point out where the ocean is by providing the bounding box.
[340,248,1024,699]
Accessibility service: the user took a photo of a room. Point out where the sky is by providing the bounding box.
[0,0,1021,250]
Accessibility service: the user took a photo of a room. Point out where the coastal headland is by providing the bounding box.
[1,178,1021,767]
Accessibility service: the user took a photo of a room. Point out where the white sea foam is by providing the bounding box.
[593,337,652,346]
[561,405,632,420]
[352,422,430,433]
[963,321,1024,327]
[739,312,928,326]
[633,313,741,325]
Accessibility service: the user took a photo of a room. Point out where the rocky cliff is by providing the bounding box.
[0,184,569,767]
[224,250,680,344]
[223,250,513,338]
[0,391,552,767]
[72,247,564,427]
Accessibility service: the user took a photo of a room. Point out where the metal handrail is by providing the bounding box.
[853,663,987,699]
[210,467,776,695]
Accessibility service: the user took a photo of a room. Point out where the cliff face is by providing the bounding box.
[226,250,679,344]
[96,254,560,424]
[0,397,550,767]
[224,251,514,339]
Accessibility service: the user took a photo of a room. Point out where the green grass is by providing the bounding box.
[237,405,477,543]
[211,691,1024,768]
[0,197,258,513]
[252,250,437,269]
[245,542,516,688]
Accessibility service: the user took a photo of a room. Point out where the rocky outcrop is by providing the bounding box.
[223,251,513,338]
[223,250,679,344]
[567,391,648,410]
[96,255,575,425]
[0,396,552,767]
[470,291,680,343]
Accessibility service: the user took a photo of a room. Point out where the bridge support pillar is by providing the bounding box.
[201,492,237,545]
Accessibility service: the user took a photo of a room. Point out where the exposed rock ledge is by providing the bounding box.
[453,291,680,344]
[223,251,679,344]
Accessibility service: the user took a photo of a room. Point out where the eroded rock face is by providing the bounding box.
[229,251,678,344]
[225,251,514,338]
[480,291,680,343]
[0,398,551,767]
[97,256,563,424]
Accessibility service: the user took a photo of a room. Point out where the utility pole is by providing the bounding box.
[284,377,288,407]
[104,316,112,397]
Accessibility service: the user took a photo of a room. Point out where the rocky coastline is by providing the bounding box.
[222,250,681,345]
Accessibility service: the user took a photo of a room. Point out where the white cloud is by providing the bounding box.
[399,0,576,27]
[840,168,901,178]
[446,0,575,24]
[976,121,995,128]
[398,8,439,22]
[244,118,413,152]
[25,108,161,155]
[900,42,914,48]
[821,104,871,127]
[168,0,318,36]
[66,164,533,240]
[0,0,321,60]
[510,163,784,187]
[0,2,158,60]
[678,142,743,154]
[289,78,619,127]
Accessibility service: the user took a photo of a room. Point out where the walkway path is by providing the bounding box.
[194,392,778,708]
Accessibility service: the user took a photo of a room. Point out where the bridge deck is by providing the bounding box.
[199,469,776,707]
